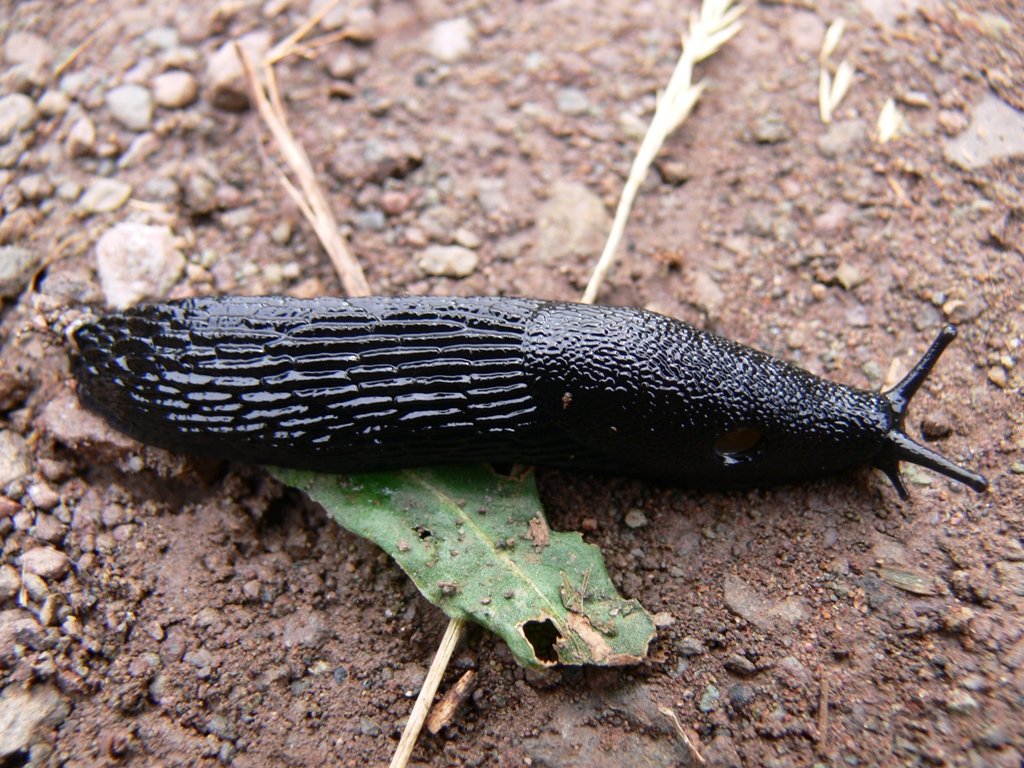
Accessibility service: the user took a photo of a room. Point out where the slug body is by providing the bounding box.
[71,296,988,497]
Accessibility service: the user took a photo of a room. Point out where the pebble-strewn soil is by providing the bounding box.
[1,0,1022,766]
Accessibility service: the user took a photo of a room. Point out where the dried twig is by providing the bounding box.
[426,669,477,735]
[390,619,466,768]
[659,705,706,765]
[581,0,745,304]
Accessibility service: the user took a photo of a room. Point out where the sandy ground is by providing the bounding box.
[1,0,1022,766]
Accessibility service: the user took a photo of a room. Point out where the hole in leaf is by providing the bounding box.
[521,619,561,664]
[414,526,432,539]
[714,427,764,466]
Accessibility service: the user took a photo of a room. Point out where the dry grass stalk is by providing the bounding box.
[581,0,745,305]
[389,619,467,768]
[237,16,370,297]
[660,705,706,765]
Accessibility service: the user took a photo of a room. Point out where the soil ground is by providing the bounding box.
[1,0,1022,766]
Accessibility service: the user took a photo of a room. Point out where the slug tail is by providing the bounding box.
[875,325,989,497]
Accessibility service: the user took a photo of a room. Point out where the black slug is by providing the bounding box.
[70,295,988,498]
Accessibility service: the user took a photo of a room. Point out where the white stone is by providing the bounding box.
[427,18,474,63]
[95,222,184,309]
[152,70,198,109]
[417,245,478,278]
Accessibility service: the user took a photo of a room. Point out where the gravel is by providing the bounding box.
[0,430,31,488]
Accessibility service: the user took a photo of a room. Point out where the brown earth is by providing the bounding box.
[1,0,1022,766]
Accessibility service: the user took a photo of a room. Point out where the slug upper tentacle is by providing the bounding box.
[70,296,988,497]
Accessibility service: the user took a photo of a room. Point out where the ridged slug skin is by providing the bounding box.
[71,296,988,496]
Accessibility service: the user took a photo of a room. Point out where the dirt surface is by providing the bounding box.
[1,0,1022,766]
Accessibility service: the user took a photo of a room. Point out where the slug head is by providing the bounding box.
[873,325,988,499]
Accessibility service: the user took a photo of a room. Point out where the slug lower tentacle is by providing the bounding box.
[70,296,988,497]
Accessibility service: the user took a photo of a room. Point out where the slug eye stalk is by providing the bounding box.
[876,325,989,499]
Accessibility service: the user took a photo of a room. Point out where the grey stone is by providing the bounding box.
[535,180,611,263]
[556,87,590,116]
[945,93,1024,170]
[0,684,68,761]
[427,18,474,63]
[417,245,478,278]
[699,684,720,712]
[95,222,183,309]
[79,178,132,214]
[0,94,38,142]
[152,70,198,109]
[21,548,68,580]
[105,84,154,131]
[677,636,706,657]
[0,430,30,488]
[0,246,42,299]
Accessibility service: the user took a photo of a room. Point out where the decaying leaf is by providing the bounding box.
[272,465,655,668]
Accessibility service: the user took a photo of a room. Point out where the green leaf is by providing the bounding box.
[271,465,655,668]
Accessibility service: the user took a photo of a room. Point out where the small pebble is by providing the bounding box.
[752,112,792,144]
[556,87,589,116]
[453,227,481,249]
[95,222,184,308]
[79,178,133,213]
[624,509,648,529]
[699,685,720,712]
[152,70,198,109]
[18,173,53,202]
[0,565,20,601]
[987,367,1007,388]
[37,90,70,117]
[417,245,478,278]
[21,546,69,580]
[677,636,706,657]
[724,653,758,676]
[0,93,39,141]
[4,31,55,69]
[106,84,154,131]
[270,222,293,245]
[0,430,31,488]
[0,245,43,299]
[66,116,97,157]
[835,262,866,290]
[427,17,474,63]
[727,683,756,711]
[326,50,360,81]
[205,30,272,111]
